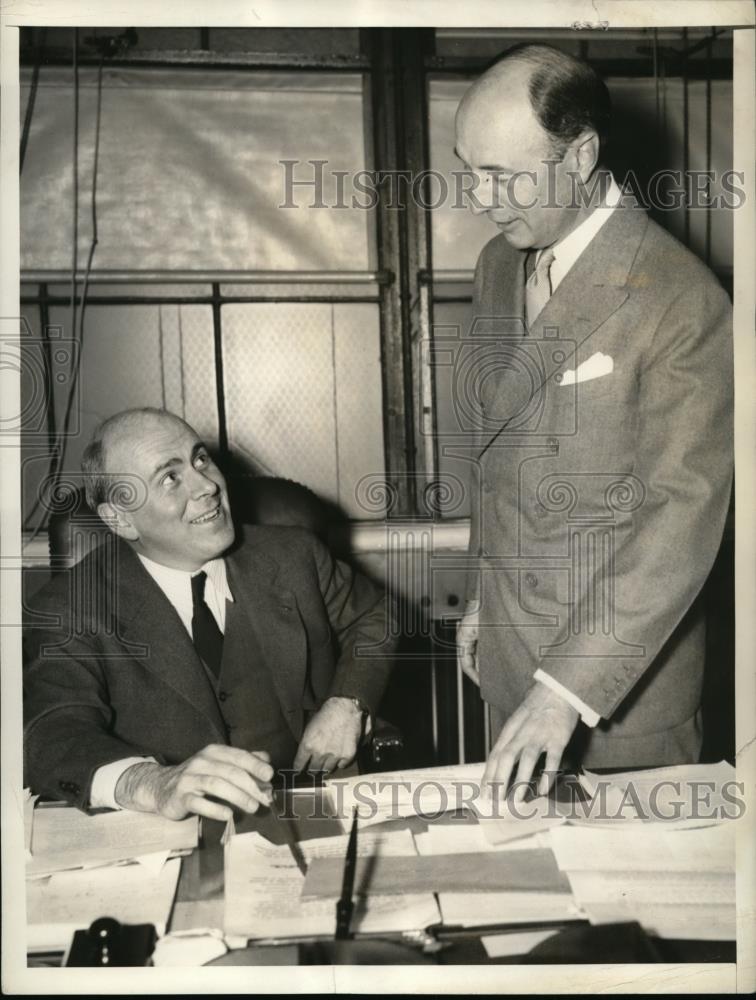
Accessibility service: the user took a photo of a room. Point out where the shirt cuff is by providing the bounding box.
[533,670,601,727]
[89,756,158,810]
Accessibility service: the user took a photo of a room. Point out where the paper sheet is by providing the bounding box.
[413,824,551,855]
[28,805,198,875]
[584,901,736,941]
[439,892,583,928]
[578,760,739,825]
[549,820,735,874]
[566,869,735,908]
[481,928,561,957]
[26,857,182,952]
[224,830,439,939]
[302,846,571,898]
[151,930,228,966]
[326,763,485,827]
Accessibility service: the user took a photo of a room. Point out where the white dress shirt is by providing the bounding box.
[89,555,234,809]
[530,174,622,729]
[533,173,623,293]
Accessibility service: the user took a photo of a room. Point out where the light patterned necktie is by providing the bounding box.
[525,247,556,329]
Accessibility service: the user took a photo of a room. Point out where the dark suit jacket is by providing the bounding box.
[23,525,396,808]
[466,203,733,765]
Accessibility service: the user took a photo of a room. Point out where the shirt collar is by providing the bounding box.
[539,173,623,288]
[137,553,234,604]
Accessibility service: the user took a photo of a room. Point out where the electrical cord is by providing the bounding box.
[25,38,104,545]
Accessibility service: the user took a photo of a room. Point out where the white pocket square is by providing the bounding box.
[560,351,614,386]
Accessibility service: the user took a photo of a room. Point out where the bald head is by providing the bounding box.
[82,407,190,510]
[458,44,611,159]
[454,44,610,249]
[82,407,234,571]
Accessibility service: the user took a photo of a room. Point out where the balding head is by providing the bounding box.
[82,408,234,570]
[458,44,611,159]
[454,44,610,249]
[82,407,189,510]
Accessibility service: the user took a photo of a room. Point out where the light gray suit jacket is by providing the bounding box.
[466,203,733,766]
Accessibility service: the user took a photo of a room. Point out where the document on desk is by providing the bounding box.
[548,821,736,940]
[224,829,440,940]
[549,819,735,874]
[27,805,199,876]
[439,891,583,928]
[578,760,739,826]
[413,823,552,855]
[26,857,182,952]
[325,762,485,828]
[302,846,571,898]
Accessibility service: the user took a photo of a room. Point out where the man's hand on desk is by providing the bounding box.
[293,696,365,775]
[113,744,274,822]
[483,683,580,802]
[457,600,480,686]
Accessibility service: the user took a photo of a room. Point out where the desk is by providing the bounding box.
[169,790,736,967]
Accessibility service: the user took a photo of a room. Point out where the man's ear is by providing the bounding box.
[97,502,139,541]
[573,131,600,182]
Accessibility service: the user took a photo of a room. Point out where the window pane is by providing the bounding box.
[21,303,217,529]
[21,68,371,272]
[221,302,385,519]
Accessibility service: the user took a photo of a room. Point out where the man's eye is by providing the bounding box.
[194,452,209,468]
[162,472,178,487]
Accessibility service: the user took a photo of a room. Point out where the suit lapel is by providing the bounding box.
[530,204,649,372]
[480,204,649,455]
[111,541,227,739]
[225,541,307,725]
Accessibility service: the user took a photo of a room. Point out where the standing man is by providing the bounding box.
[24,408,396,820]
[454,45,733,796]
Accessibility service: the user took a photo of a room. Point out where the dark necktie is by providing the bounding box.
[190,571,223,679]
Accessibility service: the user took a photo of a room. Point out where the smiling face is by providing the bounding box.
[100,412,235,571]
[454,62,588,250]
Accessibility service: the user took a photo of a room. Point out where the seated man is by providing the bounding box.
[23,408,396,822]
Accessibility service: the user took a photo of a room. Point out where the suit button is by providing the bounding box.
[524,573,538,588]
[219,690,229,702]
[279,604,293,613]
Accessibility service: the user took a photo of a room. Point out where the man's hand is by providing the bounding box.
[293,697,364,774]
[483,683,580,802]
[114,744,274,822]
[457,600,480,686]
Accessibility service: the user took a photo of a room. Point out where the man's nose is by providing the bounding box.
[188,466,220,499]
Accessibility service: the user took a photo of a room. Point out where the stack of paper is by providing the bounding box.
[26,857,182,952]
[224,828,440,941]
[549,821,736,940]
[413,823,584,928]
[577,760,739,828]
[27,803,198,876]
[25,800,198,954]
